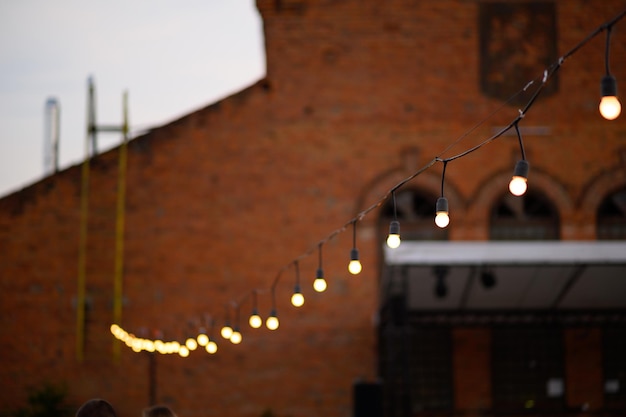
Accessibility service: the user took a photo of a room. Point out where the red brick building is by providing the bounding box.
[1,1,626,417]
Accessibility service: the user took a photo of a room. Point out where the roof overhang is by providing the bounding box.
[381,241,626,312]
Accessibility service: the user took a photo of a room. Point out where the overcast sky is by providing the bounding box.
[0,0,266,197]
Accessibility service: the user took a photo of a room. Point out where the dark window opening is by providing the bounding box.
[597,187,626,240]
[490,190,560,240]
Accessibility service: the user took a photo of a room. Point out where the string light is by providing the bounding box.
[348,220,362,275]
[266,276,280,330]
[230,327,242,344]
[509,122,530,196]
[600,25,621,120]
[229,304,243,344]
[206,338,218,354]
[434,160,450,228]
[109,9,626,358]
[291,260,305,307]
[249,291,263,329]
[197,327,209,346]
[313,243,327,292]
[178,346,190,357]
[386,191,401,249]
[266,309,279,330]
[185,336,198,351]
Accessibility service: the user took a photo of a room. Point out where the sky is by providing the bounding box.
[0,0,266,197]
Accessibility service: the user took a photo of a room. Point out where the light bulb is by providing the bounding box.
[348,260,362,274]
[348,248,362,275]
[291,284,304,307]
[509,160,529,196]
[143,340,155,352]
[206,340,218,354]
[291,292,305,307]
[313,277,327,292]
[435,212,449,228]
[386,220,401,249]
[249,311,262,329]
[434,197,449,228]
[185,337,198,351]
[600,75,621,120]
[230,330,242,344]
[266,310,279,330]
[600,96,621,120]
[386,234,401,249]
[154,340,165,354]
[509,177,527,196]
[178,346,190,357]
[169,341,181,354]
[313,268,326,292]
[220,324,233,339]
[197,332,209,346]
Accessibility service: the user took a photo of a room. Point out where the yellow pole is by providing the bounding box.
[113,91,129,359]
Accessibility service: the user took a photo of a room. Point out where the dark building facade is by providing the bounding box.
[1,1,626,417]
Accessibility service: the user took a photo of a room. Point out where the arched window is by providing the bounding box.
[597,187,626,240]
[489,190,559,240]
[379,188,448,241]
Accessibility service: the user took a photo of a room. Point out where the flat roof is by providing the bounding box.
[384,241,626,265]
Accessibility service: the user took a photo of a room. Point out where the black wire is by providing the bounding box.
[514,122,526,161]
[606,25,613,76]
[440,161,448,198]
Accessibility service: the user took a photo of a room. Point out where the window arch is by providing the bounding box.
[597,186,626,240]
[379,188,448,241]
[489,189,560,240]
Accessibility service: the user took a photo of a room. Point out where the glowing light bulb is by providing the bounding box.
[386,220,401,249]
[154,340,165,354]
[434,197,449,228]
[206,340,218,354]
[249,311,262,329]
[600,96,621,120]
[291,285,305,307]
[348,248,362,275]
[197,332,209,346]
[314,279,327,293]
[220,324,233,340]
[266,310,279,330]
[178,346,190,357]
[143,340,155,352]
[600,75,621,120]
[185,337,198,351]
[509,160,529,196]
[509,177,527,196]
[313,268,327,292]
[230,329,242,344]
[169,341,181,354]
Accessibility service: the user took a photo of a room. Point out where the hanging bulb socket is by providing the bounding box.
[386,220,401,249]
[313,268,327,292]
[249,308,262,329]
[434,197,450,228]
[509,160,530,196]
[348,247,362,275]
[291,283,305,307]
[266,309,279,330]
[600,74,621,120]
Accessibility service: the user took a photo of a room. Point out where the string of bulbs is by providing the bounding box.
[112,9,626,357]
